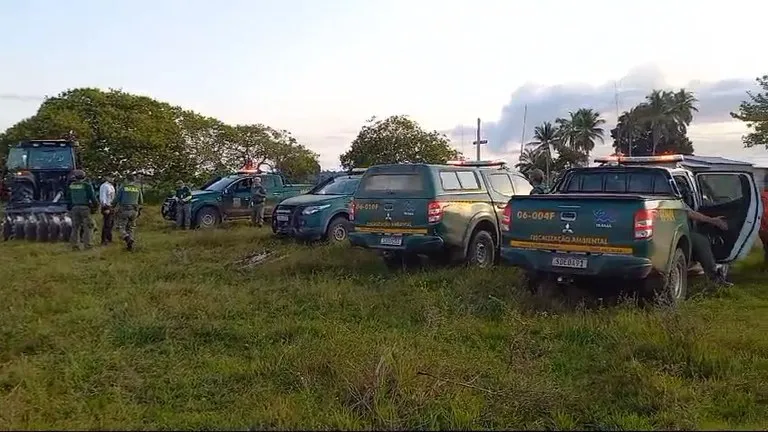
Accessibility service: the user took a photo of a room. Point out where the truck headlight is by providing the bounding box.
[302,204,330,215]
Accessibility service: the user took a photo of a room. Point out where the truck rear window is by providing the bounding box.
[360,174,425,193]
[564,171,673,194]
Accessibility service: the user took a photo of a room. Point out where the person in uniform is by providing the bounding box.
[113,173,144,251]
[175,180,193,229]
[250,176,267,227]
[66,169,99,250]
[529,169,548,194]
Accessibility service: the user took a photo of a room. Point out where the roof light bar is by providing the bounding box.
[348,167,368,174]
[446,159,507,167]
[594,154,684,164]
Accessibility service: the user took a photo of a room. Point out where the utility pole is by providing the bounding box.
[473,118,487,161]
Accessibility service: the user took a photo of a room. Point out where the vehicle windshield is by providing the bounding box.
[5,146,74,170]
[314,177,360,195]
[204,177,235,192]
[6,148,27,170]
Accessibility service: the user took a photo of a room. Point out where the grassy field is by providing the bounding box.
[1,208,767,430]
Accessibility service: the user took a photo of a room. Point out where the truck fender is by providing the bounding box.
[664,225,691,273]
[323,210,350,233]
[461,212,499,257]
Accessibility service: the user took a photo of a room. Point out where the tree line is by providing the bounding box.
[1,76,766,189]
[0,88,322,188]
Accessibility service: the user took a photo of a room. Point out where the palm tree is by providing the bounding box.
[643,90,673,155]
[668,89,698,134]
[618,106,644,155]
[570,108,605,153]
[515,148,547,176]
[525,121,559,184]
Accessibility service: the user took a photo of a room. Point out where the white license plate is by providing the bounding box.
[551,256,588,269]
[380,236,403,246]
[277,215,289,222]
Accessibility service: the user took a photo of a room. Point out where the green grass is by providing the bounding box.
[1,208,768,430]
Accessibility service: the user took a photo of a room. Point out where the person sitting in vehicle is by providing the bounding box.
[529,169,547,194]
[686,206,732,287]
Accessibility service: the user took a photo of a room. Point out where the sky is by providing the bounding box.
[2,0,767,169]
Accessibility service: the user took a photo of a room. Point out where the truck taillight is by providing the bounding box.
[427,201,443,223]
[501,204,512,231]
[349,200,356,221]
[634,209,654,239]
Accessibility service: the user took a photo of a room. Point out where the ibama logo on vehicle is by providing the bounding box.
[403,201,415,216]
[593,209,617,228]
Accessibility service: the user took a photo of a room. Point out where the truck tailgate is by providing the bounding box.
[505,194,649,254]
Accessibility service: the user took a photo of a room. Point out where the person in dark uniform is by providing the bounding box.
[113,173,144,251]
[529,169,547,194]
[66,169,99,250]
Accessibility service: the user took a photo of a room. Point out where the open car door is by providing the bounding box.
[695,171,762,263]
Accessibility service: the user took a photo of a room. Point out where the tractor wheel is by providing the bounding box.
[9,182,34,204]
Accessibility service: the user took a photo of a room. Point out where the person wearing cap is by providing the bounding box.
[250,176,267,227]
[99,174,116,245]
[113,173,144,251]
[529,169,548,194]
[175,180,193,229]
[65,169,99,250]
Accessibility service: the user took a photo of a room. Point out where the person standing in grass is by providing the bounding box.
[113,173,144,251]
[99,174,116,245]
[175,180,193,229]
[66,169,99,251]
[250,176,267,228]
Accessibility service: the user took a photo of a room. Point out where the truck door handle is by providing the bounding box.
[560,212,576,221]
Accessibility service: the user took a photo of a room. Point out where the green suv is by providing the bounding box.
[272,170,365,242]
[161,172,312,228]
[348,160,533,269]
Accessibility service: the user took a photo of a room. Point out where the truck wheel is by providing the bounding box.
[466,230,495,268]
[326,216,351,243]
[195,207,220,229]
[649,248,688,306]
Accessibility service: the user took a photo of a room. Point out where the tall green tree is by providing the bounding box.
[610,89,697,156]
[340,115,459,169]
[731,75,768,149]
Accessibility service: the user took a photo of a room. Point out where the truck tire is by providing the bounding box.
[649,247,688,306]
[195,207,220,229]
[326,216,351,243]
[466,230,496,268]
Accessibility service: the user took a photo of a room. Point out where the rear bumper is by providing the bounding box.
[500,247,653,279]
[348,232,444,254]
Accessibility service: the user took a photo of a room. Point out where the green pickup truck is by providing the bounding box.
[271,170,364,242]
[500,154,762,303]
[161,171,312,228]
[348,160,533,269]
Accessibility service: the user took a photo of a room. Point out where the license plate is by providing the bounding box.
[380,236,403,246]
[277,215,289,222]
[551,256,588,269]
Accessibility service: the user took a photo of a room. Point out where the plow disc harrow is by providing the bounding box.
[3,212,73,242]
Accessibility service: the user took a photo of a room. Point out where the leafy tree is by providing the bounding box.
[340,115,459,169]
[731,75,768,149]
[610,89,697,156]
[517,120,591,183]
[0,87,321,185]
[515,148,548,176]
[557,108,606,155]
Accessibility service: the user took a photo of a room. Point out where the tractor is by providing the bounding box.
[2,139,78,242]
